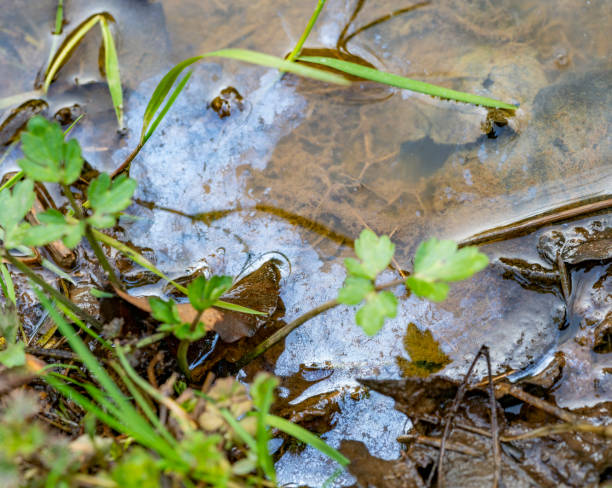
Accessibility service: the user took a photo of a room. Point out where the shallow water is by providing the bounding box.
[1,1,610,486]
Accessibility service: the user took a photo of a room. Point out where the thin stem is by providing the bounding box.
[234,277,405,370]
[111,143,142,179]
[177,309,205,380]
[287,0,327,62]
[4,252,104,330]
[61,183,121,288]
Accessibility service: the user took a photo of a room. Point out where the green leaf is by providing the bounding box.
[355,291,397,336]
[17,116,83,184]
[88,173,137,214]
[250,374,278,483]
[265,414,349,467]
[100,17,123,129]
[0,343,25,368]
[0,263,16,305]
[187,275,232,312]
[149,297,181,325]
[87,173,137,229]
[0,179,34,229]
[344,229,395,281]
[407,238,489,301]
[90,288,114,298]
[337,276,373,305]
[406,276,451,302]
[159,321,207,342]
[0,179,35,248]
[298,56,517,110]
[22,209,85,248]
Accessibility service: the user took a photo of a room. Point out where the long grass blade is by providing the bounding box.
[288,0,327,61]
[44,14,102,93]
[140,56,203,143]
[34,287,176,457]
[100,17,124,129]
[220,409,257,450]
[299,56,516,110]
[265,414,349,467]
[144,71,192,143]
[0,262,16,305]
[202,49,350,86]
[54,0,64,35]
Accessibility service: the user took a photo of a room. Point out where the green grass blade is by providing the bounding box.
[109,361,177,447]
[44,14,102,93]
[100,17,124,129]
[41,258,76,286]
[144,71,192,143]
[90,228,188,293]
[265,414,349,467]
[140,56,204,143]
[0,262,16,305]
[0,171,23,192]
[288,0,327,62]
[54,0,64,35]
[202,49,350,86]
[299,56,516,110]
[45,375,127,432]
[213,300,265,315]
[219,409,257,450]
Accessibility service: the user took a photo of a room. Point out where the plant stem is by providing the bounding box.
[177,309,205,380]
[61,183,122,288]
[234,277,405,370]
[111,143,142,179]
[287,0,327,62]
[4,252,104,330]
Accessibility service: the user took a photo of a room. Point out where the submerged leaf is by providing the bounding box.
[396,323,451,377]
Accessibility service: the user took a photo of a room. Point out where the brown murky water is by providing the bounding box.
[1,0,610,486]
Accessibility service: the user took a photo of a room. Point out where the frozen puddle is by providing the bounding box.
[114,63,561,486]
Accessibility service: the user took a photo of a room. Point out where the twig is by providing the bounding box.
[430,345,488,488]
[397,433,483,457]
[484,346,501,488]
[458,197,612,247]
[494,382,579,423]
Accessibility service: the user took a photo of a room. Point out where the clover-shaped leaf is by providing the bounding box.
[22,209,86,249]
[87,173,137,229]
[337,276,373,305]
[18,116,83,184]
[406,238,489,302]
[0,180,35,249]
[355,290,397,336]
[149,297,181,325]
[187,275,232,312]
[344,229,394,280]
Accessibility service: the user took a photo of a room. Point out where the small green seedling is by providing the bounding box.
[338,229,398,335]
[150,275,232,342]
[406,238,489,302]
[0,179,34,249]
[339,230,489,335]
